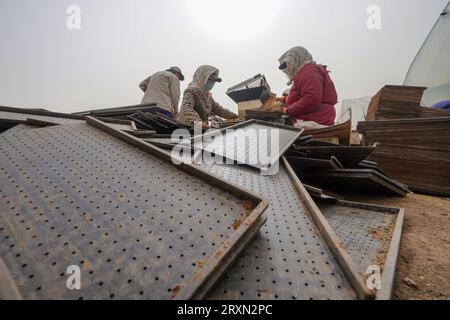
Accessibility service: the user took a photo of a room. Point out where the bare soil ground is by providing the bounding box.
[342,192,450,300]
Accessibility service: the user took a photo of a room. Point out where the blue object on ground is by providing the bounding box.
[432,100,450,110]
[148,106,174,118]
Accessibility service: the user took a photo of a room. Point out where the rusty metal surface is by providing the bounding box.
[198,162,357,300]
[0,110,133,131]
[0,123,267,299]
[0,124,38,136]
[317,202,397,276]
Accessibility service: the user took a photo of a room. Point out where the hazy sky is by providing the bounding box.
[0,0,447,113]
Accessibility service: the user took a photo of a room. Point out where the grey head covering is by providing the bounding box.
[279,46,316,85]
[188,65,221,92]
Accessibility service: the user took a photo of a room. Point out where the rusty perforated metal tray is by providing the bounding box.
[317,200,404,300]
[196,159,368,300]
[0,119,268,299]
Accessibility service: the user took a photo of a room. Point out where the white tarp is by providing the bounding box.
[404,1,450,106]
[337,97,371,129]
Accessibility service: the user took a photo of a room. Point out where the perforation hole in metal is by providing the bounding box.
[0,123,254,299]
[199,163,357,300]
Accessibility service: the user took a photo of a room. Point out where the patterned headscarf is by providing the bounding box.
[279,46,315,85]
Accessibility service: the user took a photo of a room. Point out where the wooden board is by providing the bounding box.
[367,143,450,197]
[358,117,450,149]
[365,85,426,121]
[303,120,352,145]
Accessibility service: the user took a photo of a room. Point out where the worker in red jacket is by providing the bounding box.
[277,46,338,126]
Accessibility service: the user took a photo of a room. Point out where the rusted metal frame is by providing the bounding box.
[377,208,404,300]
[282,156,375,300]
[126,115,158,131]
[0,118,22,126]
[85,116,269,300]
[75,103,158,117]
[286,155,344,170]
[0,257,22,300]
[23,118,59,127]
[185,213,268,300]
[322,169,410,193]
[0,106,135,127]
[123,129,157,137]
[324,200,404,300]
[136,110,179,128]
[144,140,179,150]
[135,111,173,130]
[0,106,85,120]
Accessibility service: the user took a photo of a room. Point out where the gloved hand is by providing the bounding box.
[202,122,210,130]
[271,101,286,113]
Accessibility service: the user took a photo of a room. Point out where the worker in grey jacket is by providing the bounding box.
[139,66,185,117]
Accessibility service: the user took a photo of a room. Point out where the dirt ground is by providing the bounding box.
[342,192,450,300]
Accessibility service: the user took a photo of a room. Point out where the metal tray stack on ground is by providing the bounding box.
[195,157,403,300]
[196,159,361,300]
[144,120,405,300]
[0,110,406,300]
[0,119,269,299]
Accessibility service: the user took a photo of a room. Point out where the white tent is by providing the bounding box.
[337,97,371,129]
[404,1,450,106]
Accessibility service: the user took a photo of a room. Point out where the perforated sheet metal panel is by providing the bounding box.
[198,163,357,300]
[197,122,301,170]
[0,123,264,299]
[0,111,82,125]
[0,111,133,131]
[1,124,38,136]
[318,203,396,275]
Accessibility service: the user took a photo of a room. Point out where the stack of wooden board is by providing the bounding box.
[365,85,426,121]
[358,85,450,197]
[363,144,450,197]
[302,120,352,145]
[418,106,450,118]
[357,117,450,149]
[365,85,450,121]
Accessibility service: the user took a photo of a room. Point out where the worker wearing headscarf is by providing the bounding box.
[177,65,238,128]
[277,46,338,126]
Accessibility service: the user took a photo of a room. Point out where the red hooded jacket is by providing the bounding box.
[285,64,338,126]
